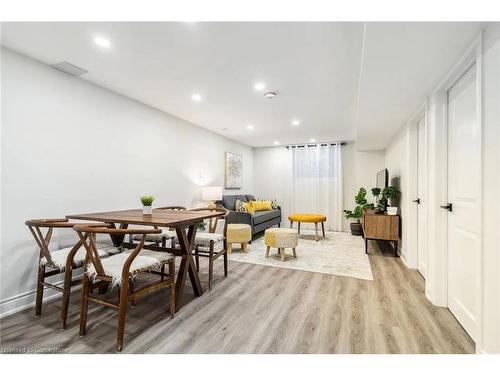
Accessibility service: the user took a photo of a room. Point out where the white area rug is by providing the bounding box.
[228,230,374,281]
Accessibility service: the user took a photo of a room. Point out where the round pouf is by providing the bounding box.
[288,213,327,241]
[264,228,298,262]
[226,224,252,253]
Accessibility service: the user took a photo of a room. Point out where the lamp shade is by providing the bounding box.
[202,186,222,201]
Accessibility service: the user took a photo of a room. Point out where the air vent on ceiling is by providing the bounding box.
[264,91,278,99]
[51,61,88,76]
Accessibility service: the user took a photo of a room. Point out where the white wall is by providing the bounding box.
[342,143,385,230]
[0,48,254,317]
[253,146,292,219]
[480,23,500,354]
[253,143,385,231]
[384,125,412,260]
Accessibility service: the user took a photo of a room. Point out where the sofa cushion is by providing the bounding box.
[253,200,273,212]
[243,201,255,214]
[245,194,256,202]
[253,210,281,225]
[221,195,248,211]
[235,199,247,212]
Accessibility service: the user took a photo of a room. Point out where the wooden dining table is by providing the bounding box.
[66,209,224,311]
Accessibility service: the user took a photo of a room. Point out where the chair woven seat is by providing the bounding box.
[172,232,225,252]
[194,232,225,252]
[130,229,175,243]
[40,244,119,270]
[86,249,174,285]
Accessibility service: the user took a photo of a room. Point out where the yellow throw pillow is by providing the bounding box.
[253,200,273,212]
[243,201,255,214]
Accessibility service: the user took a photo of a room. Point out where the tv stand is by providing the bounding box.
[361,209,400,256]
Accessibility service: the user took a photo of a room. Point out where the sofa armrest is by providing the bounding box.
[226,210,252,226]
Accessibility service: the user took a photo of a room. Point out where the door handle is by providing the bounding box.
[440,203,453,212]
[412,198,420,204]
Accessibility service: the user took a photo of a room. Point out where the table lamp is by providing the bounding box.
[202,186,222,209]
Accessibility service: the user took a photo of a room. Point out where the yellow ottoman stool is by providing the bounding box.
[264,228,298,262]
[226,224,252,253]
[288,213,327,241]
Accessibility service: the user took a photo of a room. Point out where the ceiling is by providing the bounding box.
[0,22,485,149]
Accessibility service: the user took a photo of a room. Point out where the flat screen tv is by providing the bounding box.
[376,168,388,189]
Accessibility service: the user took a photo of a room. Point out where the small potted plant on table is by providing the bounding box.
[140,195,155,215]
[344,187,374,236]
[371,186,400,214]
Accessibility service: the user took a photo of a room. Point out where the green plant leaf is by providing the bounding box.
[140,195,155,206]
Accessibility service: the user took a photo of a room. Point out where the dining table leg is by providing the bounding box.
[107,222,129,247]
[174,224,203,311]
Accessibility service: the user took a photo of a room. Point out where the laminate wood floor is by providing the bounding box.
[0,241,474,354]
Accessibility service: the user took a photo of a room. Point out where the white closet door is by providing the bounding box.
[446,64,479,341]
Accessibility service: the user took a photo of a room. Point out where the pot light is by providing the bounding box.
[191,93,202,102]
[291,119,300,126]
[310,138,316,143]
[246,125,254,130]
[93,36,111,48]
[273,141,280,145]
[254,81,266,91]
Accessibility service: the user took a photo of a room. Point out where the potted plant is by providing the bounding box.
[371,186,400,213]
[140,195,155,215]
[371,187,384,212]
[196,221,207,231]
[343,187,374,236]
[383,186,400,215]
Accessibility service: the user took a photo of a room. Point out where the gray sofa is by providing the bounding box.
[216,194,281,237]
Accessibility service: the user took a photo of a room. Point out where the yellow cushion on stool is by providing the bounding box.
[227,224,252,243]
[288,213,327,223]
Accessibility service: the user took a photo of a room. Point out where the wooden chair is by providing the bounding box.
[188,207,228,291]
[25,218,120,329]
[73,224,175,352]
[129,205,186,247]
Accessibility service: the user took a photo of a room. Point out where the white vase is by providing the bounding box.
[143,205,152,215]
[387,207,398,215]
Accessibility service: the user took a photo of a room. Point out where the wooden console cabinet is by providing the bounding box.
[361,209,400,256]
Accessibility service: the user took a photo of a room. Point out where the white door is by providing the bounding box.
[416,117,427,278]
[446,64,480,341]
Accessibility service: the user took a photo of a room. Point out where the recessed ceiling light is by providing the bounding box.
[310,138,316,143]
[291,119,300,126]
[191,93,202,102]
[273,141,280,145]
[93,36,111,48]
[246,125,254,130]
[254,82,266,91]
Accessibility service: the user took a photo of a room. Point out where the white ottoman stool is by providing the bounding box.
[264,228,298,262]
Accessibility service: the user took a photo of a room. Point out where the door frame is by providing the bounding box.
[427,33,483,350]
[406,104,429,277]
[406,102,428,277]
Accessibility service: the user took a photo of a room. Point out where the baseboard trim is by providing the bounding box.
[399,247,409,267]
[0,279,75,319]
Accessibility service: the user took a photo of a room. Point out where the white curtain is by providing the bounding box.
[288,144,343,231]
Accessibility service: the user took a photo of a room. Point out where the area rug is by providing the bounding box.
[228,230,374,281]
